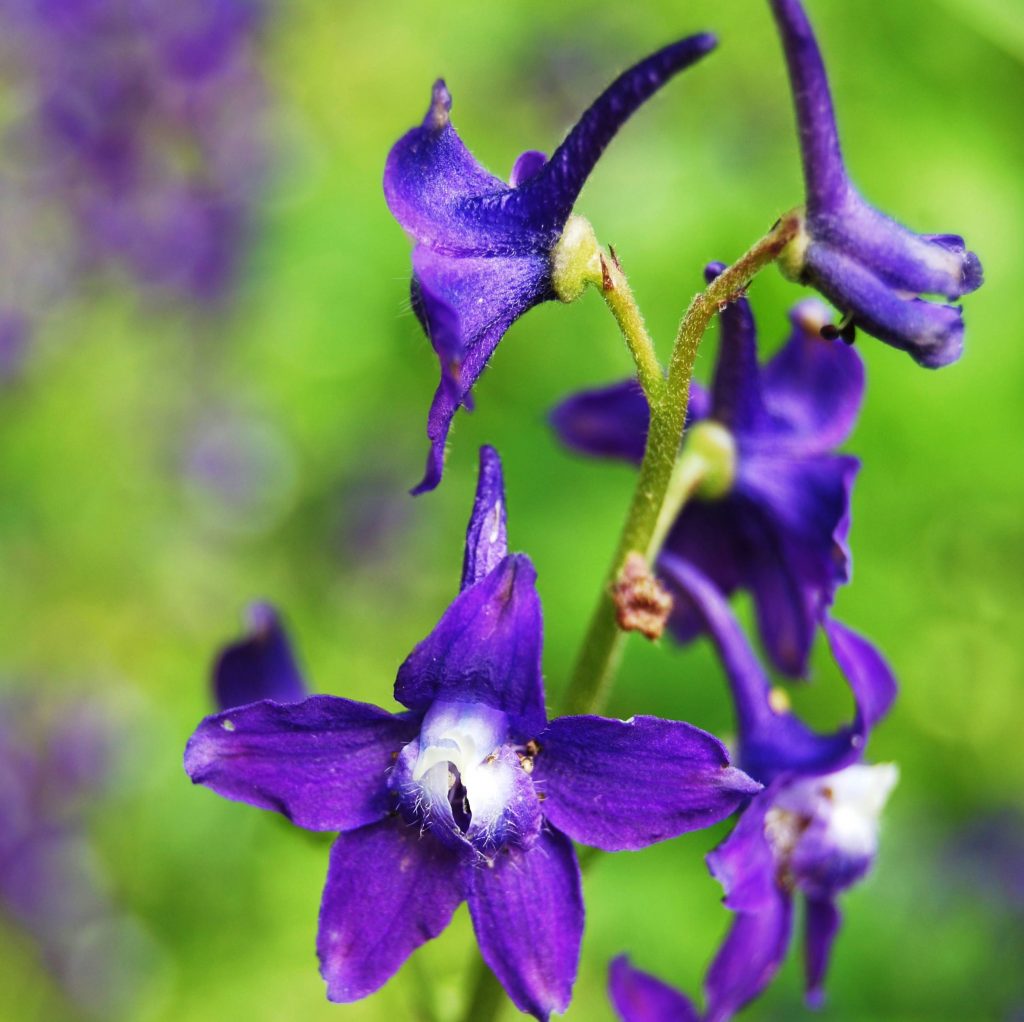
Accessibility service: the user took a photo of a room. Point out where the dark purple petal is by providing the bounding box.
[659,559,862,784]
[509,150,547,187]
[608,957,700,1022]
[317,817,463,1002]
[520,34,718,232]
[812,201,983,301]
[394,554,547,737]
[383,79,518,253]
[212,603,307,712]
[706,791,778,914]
[410,250,552,494]
[465,826,582,1020]
[461,445,509,591]
[803,242,966,369]
[533,714,759,851]
[760,299,865,453]
[804,896,841,1007]
[184,696,419,831]
[662,449,856,679]
[704,262,766,433]
[824,618,897,732]
[766,0,848,212]
[703,890,793,1022]
[735,451,858,674]
[550,379,650,464]
[549,378,710,466]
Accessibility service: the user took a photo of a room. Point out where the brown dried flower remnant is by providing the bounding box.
[612,552,673,640]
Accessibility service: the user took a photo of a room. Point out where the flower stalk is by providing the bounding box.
[560,212,801,717]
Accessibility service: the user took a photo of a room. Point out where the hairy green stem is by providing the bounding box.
[560,214,799,717]
[598,250,666,402]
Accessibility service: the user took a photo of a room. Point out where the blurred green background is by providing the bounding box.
[1,0,1022,1019]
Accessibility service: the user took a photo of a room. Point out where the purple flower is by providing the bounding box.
[184,446,759,1019]
[3,0,268,307]
[212,603,308,711]
[768,0,982,368]
[384,35,717,493]
[613,561,897,1021]
[553,272,863,676]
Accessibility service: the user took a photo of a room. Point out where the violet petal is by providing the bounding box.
[534,714,760,851]
[608,956,701,1022]
[465,826,582,1020]
[184,696,419,831]
[317,817,463,1001]
[212,603,307,711]
[394,554,547,738]
[461,445,509,591]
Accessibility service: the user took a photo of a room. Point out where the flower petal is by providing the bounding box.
[550,378,709,466]
[533,714,759,851]
[659,559,862,785]
[317,817,463,1002]
[703,890,793,1022]
[465,826,582,1020]
[705,262,766,433]
[212,603,307,711]
[760,299,865,453]
[734,451,858,676]
[410,248,551,494]
[509,150,547,187]
[461,445,509,591]
[394,554,546,738]
[804,241,966,368]
[184,696,419,831]
[823,618,897,731]
[803,896,841,1008]
[608,957,700,1022]
[383,79,520,253]
[706,791,778,914]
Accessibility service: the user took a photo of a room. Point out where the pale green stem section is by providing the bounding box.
[559,213,800,717]
[599,253,666,402]
[455,214,799,1022]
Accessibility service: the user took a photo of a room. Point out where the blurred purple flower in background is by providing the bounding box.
[0,0,269,357]
[0,692,162,1017]
[553,278,864,677]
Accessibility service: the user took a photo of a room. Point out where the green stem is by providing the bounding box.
[599,251,666,402]
[559,214,799,717]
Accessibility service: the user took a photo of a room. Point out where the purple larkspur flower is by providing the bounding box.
[212,603,307,712]
[553,269,863,676]
[608,562,897,1022]
[768,0,982,368]
[184,446,759,1019]
[384,35,717,493]
[2,0,267,307]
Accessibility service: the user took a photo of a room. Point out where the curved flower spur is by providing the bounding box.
[384,35,717,493]
[552,268,864,677]
[768,0,982,368]
[184,446,759,1020]
[608,561,898,1022]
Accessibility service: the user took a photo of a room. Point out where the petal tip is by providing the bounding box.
[425,78,452,130]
